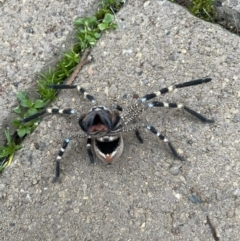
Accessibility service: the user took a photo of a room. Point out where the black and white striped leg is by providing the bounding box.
[86,137,94,164]
[47,84,96,103]
[147,101,214,123]
[139,78,212,102]
[52,138,70,182]
[146,124,185,161]
[22,108,75,123]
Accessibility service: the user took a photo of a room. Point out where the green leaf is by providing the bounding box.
[16,91,28,102]
[33,99,45,109]
[26,107,38,116]
[13,105,22,115]
[103,13,114,24]
[0,130,22,160]
[25,127,32,134]
[94,32,101,38]
[17,127,27,138]
[20,99,32,108]
[4,130,11,145]
[98,23,107,31]
[74,18,85,26]
[12,118,22,127]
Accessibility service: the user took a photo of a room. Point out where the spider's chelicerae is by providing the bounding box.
[23,78,214,182]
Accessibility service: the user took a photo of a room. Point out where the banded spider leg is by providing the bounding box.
[121,78,214,161]
[22,85,96,181]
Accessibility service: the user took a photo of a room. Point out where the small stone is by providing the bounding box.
[169,51,178,61]
[133,93,139,99]
[235,205,240,217]
[233,115,240,123]
[169,164,182,175]
[34,142,40,150]
[26,27,34,33]
[188,194,202,204]
[27,17,33,23]
[233,189,240,197]
[74,208,80,214]
[181,49,187,54]
[140,222,146,229]
[141,78,149,84]
[143,1,150,7]
[54,31,63,38]
[32,179,38,185]
[109,84,117,97]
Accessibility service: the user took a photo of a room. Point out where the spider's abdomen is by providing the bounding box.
[94,134,124,164]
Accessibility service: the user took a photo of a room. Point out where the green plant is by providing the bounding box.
[98,13,117,31]
[74,16,101,51]
[14,10,118,139]
[95,0,123,20]
[12,91,45,137]
[190,0,215,21]
[36,50,80,102]
[0,130,22,172]
[74,12,117,51]
[0,0,124,174]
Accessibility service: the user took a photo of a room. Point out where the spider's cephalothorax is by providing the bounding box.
[22,78,214,182]
[79,106,124,164]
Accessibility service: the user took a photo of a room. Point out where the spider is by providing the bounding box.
[23,78,214,182]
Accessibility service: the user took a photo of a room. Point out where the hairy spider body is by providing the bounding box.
[22,78,214,182]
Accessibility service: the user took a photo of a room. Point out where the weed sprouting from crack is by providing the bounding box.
[0,0,125,173]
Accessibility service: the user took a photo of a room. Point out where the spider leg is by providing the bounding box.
[145,124,185,161]
[139,78,212,102]
[22,108,75,123]
[86,137,94,164]
[135,129,143,143]
[122,123,185,161]
[147,101,214,123]
[47,84,96,103]
[52,138,70,182]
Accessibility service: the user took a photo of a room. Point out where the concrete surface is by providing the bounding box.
[0,0,100,144]
[214,0,240,31]
[1,0,240,240]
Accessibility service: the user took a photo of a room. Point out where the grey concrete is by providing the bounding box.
[1,0,240,240]
[0,0,100,144]
[215,0,240,31]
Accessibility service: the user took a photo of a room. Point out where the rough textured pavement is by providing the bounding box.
[1,0,240,240]
[0,0,100,144]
